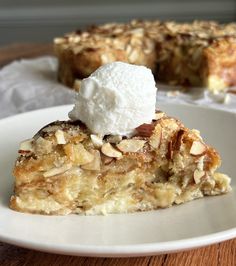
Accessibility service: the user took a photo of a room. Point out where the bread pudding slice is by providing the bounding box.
[10,112,231,215]
[54,20,236,92]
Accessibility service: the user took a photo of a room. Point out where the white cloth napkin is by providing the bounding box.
[0,56,236,119]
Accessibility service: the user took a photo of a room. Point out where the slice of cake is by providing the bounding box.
[10,113,231,215]
[10,62,231,215]
[54,20,236,92]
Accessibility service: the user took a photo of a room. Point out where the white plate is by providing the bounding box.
[0,104,235,257]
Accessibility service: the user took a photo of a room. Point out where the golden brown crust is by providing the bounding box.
[9,111,231,215]
[203,37,236,90]
[54,20,236,91]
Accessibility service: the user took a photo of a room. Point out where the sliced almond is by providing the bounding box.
[19,139,34,152]
[113,39,125,50]
[149,126,162,149]
[135,123,155,137]
[72,46,83,54]
[116,139,146,153]
[55,130,66,145]
[102,155,114,165]
[90,134,103,148]
[101,54,110,64]
[192,129,202,140]
[143,48,152,55]
[81,150,101,171]
[81,32,89,38]
[130,36,142,46]
[130,28,144,35]
[101,143,122,158]
[113,27,123,34]
[190,141,206,156]
[167,140,173,160]
[143,39,155,54]
[197,156,205,171]
[125,44,132,54]
[54,38,66,44]
[173,129,185,151]
[72,36,81,43]
[193,169,205,184]
[128,49,139,63]
[43,164,72,178]
[64,143,94,165]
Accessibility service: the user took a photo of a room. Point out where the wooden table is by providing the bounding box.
[0,43,235,266]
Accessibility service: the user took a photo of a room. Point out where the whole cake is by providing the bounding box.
[54,20,236,92]
[10,62,231,215]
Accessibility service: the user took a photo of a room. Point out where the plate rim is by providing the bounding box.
[0,227,235,257]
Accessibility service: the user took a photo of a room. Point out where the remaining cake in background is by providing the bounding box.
[54,19,236,92]
[10,62,231,215]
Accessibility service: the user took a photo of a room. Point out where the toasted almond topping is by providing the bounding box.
[19,139,34,151]
[167,140,173,160]
[90,134,103,148]
[82,150,101,171]
[128,49,139,63]
[125,44,132,54]
[113,28,123,34]
[192,129,203,141]
[54,38,66,44]
[55,129,66,145]
[213,173,231,193]
[130,28,144,35]
[102,156,114,165]
[101,54,110,64]
[193,169,205,184]
[101,143,122,158]
[64,143,94,165]
[149,126,162,149]
[130,36,142,46]
[117,139,146,153]
[143,48,152,55]
[192,129,200,136]
[143,48,152,54]
[190,141,207,156]
[153,112,165,120]
[81,32,89,38]
[72,46,83,54]
[70,36,81,43]
[135,123,155,137]
[197,156,205,171]
[113,39,125,50]
[61,44,69,49]
[107,135,122,144]
[173,129,185,151]
[43,164,72,178]
[143,39,155,54]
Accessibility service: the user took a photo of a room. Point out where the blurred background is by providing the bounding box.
[0,0,235,45]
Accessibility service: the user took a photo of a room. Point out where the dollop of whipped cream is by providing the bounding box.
[69,62,157,136]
